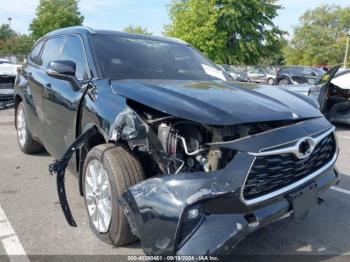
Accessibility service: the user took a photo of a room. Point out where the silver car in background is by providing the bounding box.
[247,68,276,85]
[218,64,248,82]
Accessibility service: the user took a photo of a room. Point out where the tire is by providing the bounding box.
[82,143,145,246]
[16,102,44,154]
[267,78,274,85]
[278,78,290,85]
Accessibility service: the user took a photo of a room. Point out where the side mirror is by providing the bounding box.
[47,60,76,78]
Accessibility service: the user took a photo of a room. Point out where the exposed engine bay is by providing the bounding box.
[128,101,300,176]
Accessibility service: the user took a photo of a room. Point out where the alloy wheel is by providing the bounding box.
[17,107,27,147]
[84,159,112,233]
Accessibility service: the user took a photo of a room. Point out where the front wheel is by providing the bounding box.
[83,144,145,246]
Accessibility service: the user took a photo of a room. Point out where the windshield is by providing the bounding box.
[93,35,227,81]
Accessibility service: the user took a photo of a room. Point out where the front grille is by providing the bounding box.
[0,82,14,89]
[243,133,336,200]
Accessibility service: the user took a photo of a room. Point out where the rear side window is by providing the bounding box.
[61,35,89,80]
[29,40,44,65]
[40,36,65,68]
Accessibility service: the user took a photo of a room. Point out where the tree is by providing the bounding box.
[0,23,34,55]
[164,0,286,65]
[30,0,84,39]
[0,24,16,40]
[123,25,153,35]
[284,5,350,66]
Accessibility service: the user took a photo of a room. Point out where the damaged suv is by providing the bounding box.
[15,27,339,256]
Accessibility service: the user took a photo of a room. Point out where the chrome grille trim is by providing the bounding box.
[241,128,338,206]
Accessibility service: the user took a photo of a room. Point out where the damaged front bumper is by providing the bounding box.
[119,117,339,256]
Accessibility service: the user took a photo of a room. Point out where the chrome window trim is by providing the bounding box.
[241,127,338,206]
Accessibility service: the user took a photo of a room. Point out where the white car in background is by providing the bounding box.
[0,59,21,109]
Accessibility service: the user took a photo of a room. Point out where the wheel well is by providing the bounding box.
[78,130,107,196]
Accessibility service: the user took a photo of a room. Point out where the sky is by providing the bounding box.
[0,0,349,37]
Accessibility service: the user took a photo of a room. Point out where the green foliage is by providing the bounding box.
[164,0,286,65]
[30,0,84,39]
[123,25,153,35]
[0,24,16,40]
[0,24,34,55]
[284,5,350,66]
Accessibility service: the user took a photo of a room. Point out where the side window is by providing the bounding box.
[61,35,89,80]
[303,68,315,76]
[29,40,44,65]
[40,36,65,68]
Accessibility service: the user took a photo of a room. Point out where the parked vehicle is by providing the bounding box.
[0,59,12,64]
[0,61,20,109]
[280,66,350,125]
[276,66,325,85]
[247,68,276,84]
[218,64,248,82]
[15,27,339,256]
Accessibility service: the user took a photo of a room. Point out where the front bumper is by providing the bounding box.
[0,90,14,109]
[120,117,339,256]
[0,81,14,109]
[177,165,339,255]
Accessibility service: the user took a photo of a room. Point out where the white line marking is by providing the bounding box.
[0,204,29,262]
[331,186,350,196]
[339,135,350,140]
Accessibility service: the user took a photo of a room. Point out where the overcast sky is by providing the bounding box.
[0,0,349,36]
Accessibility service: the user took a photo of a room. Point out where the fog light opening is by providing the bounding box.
[245,213,259,228]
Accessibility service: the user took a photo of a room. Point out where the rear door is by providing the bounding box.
[19,39,46,140]
[249,69,265,82]
[41,34,90,157]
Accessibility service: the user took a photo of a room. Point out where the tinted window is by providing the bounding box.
[40,36,65,68]
[29,40,44,65]
[302,68,317,76]
[61,35,89,80]
[93,35,227,81]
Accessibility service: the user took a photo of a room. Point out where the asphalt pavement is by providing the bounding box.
[0,108,350,261]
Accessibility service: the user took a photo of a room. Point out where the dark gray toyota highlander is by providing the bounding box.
[14,26,339,256]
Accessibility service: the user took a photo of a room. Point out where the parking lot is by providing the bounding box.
[0,108,350,261]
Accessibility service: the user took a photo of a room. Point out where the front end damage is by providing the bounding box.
[50,103,339,256]
[0,75,15,109]
[119,114,339,255]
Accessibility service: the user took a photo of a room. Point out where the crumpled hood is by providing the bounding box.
[110,79,322,125]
